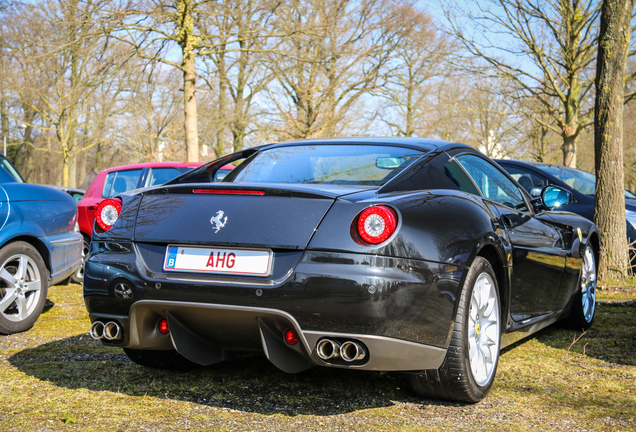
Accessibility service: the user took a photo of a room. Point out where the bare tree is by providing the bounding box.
[114,62,183,162]
[198,0,278,156]
[594,0,634,280]
[105,0,206,162]
[264,0,397,139]
[2,0,132,186]
[376,1,453,137]
[446,0,600,168]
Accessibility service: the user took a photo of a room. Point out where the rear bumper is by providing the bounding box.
[84,242,464,372]
[89,300,447,372]
[42,231,83,284]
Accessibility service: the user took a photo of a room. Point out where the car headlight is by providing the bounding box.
[626,209,636,230]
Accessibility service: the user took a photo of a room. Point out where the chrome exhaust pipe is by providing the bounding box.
[103,321,123,341]
[89,321,104,340]
[316,339,341,361]
[340,341,367,362]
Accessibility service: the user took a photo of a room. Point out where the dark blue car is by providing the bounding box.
[0,153,83,334]
[497,159,636,247]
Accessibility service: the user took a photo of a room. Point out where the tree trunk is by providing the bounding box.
[183,49,199,162]
[215,48,228,158]
[561,131,577,168]
[179,0,199,163]
[593,0,634,281]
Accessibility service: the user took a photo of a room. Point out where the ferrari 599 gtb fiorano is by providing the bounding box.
[84,138,598,403]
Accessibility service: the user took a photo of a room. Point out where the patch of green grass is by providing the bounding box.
[0,283,634,431]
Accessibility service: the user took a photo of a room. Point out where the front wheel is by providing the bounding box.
[0,242,49,335]
[409,257,501,403]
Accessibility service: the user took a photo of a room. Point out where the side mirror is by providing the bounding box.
[542,185,572,209]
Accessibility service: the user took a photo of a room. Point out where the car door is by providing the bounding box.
[454,154,566,321]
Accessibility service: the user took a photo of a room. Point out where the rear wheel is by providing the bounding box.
[123,348,198,371]
[409,257,501,403]
[563,245,596,330]
[0,242,49,335]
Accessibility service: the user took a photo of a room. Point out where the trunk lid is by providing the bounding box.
[133,183,366,249]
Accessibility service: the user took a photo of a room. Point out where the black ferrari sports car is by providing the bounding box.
[84,138,598,403]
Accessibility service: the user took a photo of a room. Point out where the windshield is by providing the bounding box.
[538,164,636,199]
[0,156,25,183]
[228,145,425,186]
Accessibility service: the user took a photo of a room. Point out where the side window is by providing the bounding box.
[456,155,529,212]
[147,168,182,186]
[444,159,480,195]
[103,169,143,198]
[501,165,547,193]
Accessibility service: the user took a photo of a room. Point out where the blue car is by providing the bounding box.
[0,153,83,334]
[497,159,636,247]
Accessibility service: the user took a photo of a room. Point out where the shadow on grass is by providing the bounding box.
[504,302,636,366]
[7,335,438,415]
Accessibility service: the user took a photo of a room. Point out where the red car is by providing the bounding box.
[74,162,202,282]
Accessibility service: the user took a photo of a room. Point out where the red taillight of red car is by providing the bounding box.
[355,205,398,245]
[95,198,122,231]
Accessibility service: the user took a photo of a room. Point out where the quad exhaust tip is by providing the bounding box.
[89,320,123,341]
[316,338,367,362]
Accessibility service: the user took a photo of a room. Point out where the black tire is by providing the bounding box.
[0,242,50,335]
[123,348,198,371]
[70,238,90,285]
[409,257,501,403]
[562,245,597,330]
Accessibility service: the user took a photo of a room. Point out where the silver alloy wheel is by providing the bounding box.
[0,254,43,322]
[581,246,597,323]
[468,272,500,387]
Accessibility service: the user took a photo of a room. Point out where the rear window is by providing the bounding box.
[229,145,424,186]
[102,169,143,198]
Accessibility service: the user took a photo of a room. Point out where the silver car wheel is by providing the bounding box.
[580,246,596,323]
[468,272,500,387]
[0,253,43,322]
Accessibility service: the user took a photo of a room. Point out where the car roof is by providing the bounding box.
[495,159,593,175]
[258,137,467,153]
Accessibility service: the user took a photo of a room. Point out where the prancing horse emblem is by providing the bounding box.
[210,210,228,233]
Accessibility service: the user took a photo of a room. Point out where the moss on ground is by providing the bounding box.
[0,283,634,431]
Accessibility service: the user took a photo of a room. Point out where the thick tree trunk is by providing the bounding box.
[593,0,634,281]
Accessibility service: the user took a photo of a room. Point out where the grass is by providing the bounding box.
[0,283,634,431]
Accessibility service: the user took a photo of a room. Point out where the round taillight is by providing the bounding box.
[157,319,170,335]
[284,329,299,346]
[95,198,122,231]
[356,205,398,245]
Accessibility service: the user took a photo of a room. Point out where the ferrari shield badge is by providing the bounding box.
[577,227,583,243]
[210,210,228,233]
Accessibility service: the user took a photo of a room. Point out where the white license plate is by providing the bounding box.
[163,245,273,276]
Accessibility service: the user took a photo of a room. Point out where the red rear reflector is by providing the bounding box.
[95,198,122,231]
[157,319,170,335]
[193,189,265,195]
[284,329,299,346]
[355,205,398,245]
